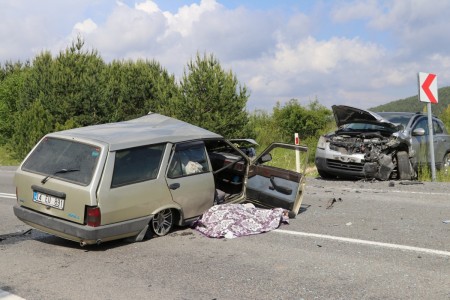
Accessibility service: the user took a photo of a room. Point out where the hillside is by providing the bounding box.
[370,86,450,115]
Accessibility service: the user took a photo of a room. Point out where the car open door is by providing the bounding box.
[245,143,308,218]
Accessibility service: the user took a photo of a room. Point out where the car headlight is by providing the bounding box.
[317,136,327,149]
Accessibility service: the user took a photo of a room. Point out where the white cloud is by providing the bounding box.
[271,36,384,75]
[84,2,167,58]
[163,0,219,37]
[135,1,161,14]
[331,0,381,22]
[74,19,98,34]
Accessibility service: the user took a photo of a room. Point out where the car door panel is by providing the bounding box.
[165,141,215,221]
[166,172,215,220]
[411,117,429,166]
[412,117,449,168]
[432,120,447,168]
[246,165,300,210]
[245,143,308,217]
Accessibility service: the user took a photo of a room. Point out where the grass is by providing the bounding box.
[0,145,20,166]
[262,146,318,176]
[417,164,450,182]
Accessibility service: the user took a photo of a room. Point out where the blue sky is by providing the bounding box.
[1,0,449,111]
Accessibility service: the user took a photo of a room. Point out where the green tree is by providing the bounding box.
[0,70,27,144]
[50,37,107,128]
[178,53,249,138]
[247,109,279,148]
[103,59,180,122]
[272,99,333,161]
[273,99,332,141]
[19,51,53,113]
[10,98,54,158]
[440,104,450,131]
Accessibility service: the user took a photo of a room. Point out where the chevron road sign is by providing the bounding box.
[418,72,438,104]
[418,72,438,181]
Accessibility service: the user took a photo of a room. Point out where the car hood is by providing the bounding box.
[332,105,401,130]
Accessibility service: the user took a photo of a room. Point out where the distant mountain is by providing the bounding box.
[369,86,450,116]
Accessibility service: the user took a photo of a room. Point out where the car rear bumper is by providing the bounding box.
[13,205,152,244]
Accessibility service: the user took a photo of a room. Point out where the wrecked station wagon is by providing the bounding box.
[315,105,450,180]
[13,113,307,245]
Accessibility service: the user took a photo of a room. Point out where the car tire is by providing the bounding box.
[317,169,336,179]
[397,151,412,180]
[151,208,174,236]
[443,152,450,174]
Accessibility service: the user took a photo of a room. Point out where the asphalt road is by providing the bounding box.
[1,166,449,300]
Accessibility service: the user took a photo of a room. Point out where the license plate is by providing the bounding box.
[33,191,65,210]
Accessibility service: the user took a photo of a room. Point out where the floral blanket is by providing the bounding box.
[194,203,289,239]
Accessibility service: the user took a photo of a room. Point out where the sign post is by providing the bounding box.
[294,133,300,173]
[418,72,438,181]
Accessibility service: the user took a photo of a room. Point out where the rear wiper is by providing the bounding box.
[41,168,80,184]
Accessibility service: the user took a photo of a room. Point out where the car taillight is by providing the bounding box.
[86,206,101,227]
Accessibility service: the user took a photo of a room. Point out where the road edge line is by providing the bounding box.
[275,229,450,257]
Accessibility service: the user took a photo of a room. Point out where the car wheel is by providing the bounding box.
[317,169,336,179]
[443,152,450,174]
[397,151,412,180]
[152,208,173,236]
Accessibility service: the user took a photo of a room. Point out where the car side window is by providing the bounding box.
[167,142,210,178]
[111,144,165,188]
[433,120,444,134]
[413,118,429,135]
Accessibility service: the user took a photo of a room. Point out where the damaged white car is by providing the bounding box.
[315,105,450,180]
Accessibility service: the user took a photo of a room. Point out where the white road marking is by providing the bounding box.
[311,185,449,197]
[0,193,16,199]
[0,290,26,299]
[275,229,450,257]
[343,188,448,196]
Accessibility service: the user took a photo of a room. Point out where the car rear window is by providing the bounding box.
[22,137,101,186]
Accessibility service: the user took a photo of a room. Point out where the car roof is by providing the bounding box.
[50,113,223,151]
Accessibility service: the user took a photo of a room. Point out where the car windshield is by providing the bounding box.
[376,113,413,128]
[22,137,101,186]
[341,123,396,132]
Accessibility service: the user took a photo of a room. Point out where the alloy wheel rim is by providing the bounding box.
[152,209,173,236]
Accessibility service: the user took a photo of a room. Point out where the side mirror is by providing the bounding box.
[412,128,426,136]
[259,153,272,163]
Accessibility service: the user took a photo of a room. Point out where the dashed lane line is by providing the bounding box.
[275,229,450,257]
[0,289,26,300]
[0,193,16,200]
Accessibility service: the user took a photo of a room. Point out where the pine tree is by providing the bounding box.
[179,53,249,138]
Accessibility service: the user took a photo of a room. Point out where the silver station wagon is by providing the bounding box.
[14,113,307,245]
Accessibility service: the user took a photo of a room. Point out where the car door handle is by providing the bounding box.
[169,183,180,190]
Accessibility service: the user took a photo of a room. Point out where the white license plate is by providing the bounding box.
[33,191,65,210]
